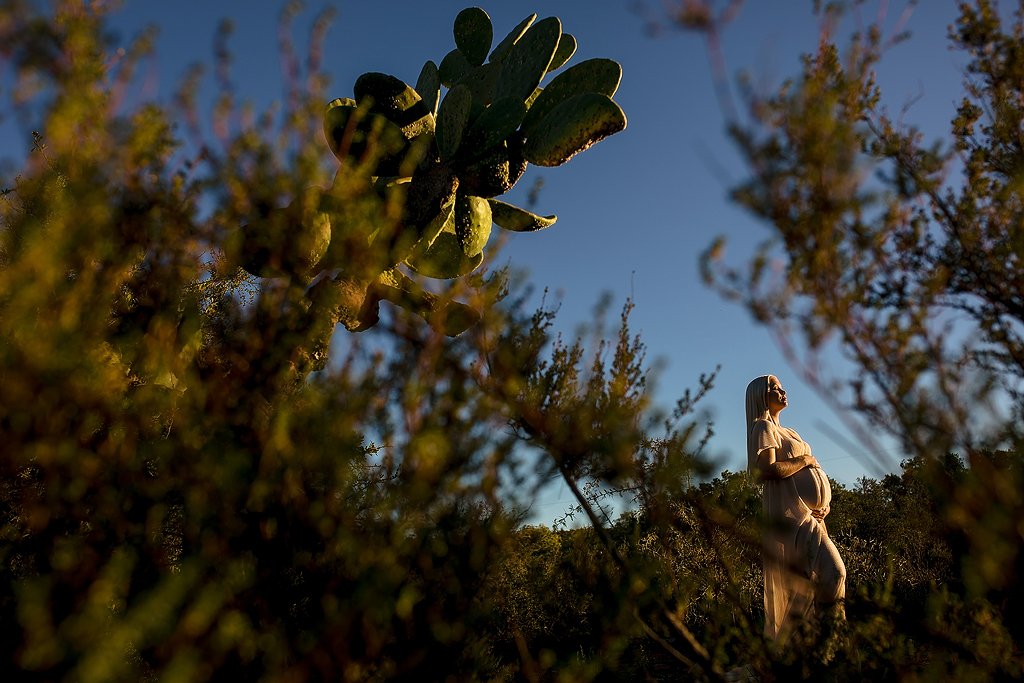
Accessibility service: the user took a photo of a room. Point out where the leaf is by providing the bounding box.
[523,92,626,167]
[323,100,357,159]
[439,48,471,87]
[407,196,455,261]
[463,97,527,158]
[525,87,542,109]
[458,141,527,198]
[353,72,432,134]
[415,60,441,117]
[454,61,502,111]
[489,13,536,63]
[521,58,622,137]
[435,84,472,162]
[454,194,492,256]
[323,100,409,174]
[405,230,484,279]
[488,199,557,231]
[436,300,481,336]
[377,269,480,336]
[548,32,577,73]
[494,17,561,104]
[454,7,493,67]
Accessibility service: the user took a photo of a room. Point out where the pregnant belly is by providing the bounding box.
[793,465,831,510]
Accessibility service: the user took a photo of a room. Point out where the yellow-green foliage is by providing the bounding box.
[9,2,1022,681]
[0,5,699,682]
[684,0,1024,678]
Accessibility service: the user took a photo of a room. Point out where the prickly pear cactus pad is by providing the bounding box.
[236,7,627,337]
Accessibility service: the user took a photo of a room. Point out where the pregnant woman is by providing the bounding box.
[745,375,846,641]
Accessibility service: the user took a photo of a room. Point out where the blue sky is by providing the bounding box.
[1,1,970,520]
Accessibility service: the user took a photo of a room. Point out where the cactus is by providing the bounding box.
[520,58,622,137]
[549,32,577,72]
[353,73,434,140]
[399,164,459,249]
[459,139,527,198]
[454,194,492,256]
[415,60,441,117]
[323,99,410,176]
[438,49,472,88]
[488,199,556,232]
[489,13,536,63]
[237,7,626,338]
[494,17,561,103]
[462,97,527,158]
[406,230,484,280]
[452,63,501,119]
[407,195,455,261]
[435,83,472,162]
[453,7,493,66]
[523,93,626,167]
[376,268,481,336]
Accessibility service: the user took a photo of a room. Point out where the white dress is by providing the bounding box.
[751,418,846,640]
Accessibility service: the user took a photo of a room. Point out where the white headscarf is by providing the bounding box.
[745,375,774,474]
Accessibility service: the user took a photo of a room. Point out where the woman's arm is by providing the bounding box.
[756,448,820,481]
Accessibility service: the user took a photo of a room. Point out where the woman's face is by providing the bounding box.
[766,376,788,413]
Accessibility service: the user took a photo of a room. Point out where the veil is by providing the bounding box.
[745,375,771,474]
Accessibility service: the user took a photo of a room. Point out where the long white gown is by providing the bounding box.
[751,418,846,640]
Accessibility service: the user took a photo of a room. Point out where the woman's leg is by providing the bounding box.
[812,531,846,605]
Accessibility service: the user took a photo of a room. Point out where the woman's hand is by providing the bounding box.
[810,504,830,521]
[758,450,821,480]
